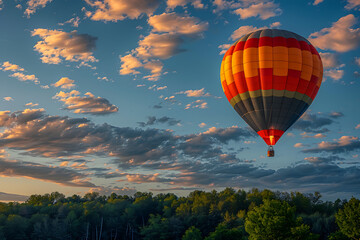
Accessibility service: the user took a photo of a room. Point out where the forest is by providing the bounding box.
[0,188,359,240]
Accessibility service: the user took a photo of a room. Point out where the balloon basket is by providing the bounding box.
[267,146,274,157]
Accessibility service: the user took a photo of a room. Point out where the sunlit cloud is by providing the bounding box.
[185,99,207,109]
[84,0,161,22]
[54,91,118,115]
[176,88,211,97]
[233,1,282,20]
[24,0,53,17]
[313,0,324,5]
[2,61,25,72]
[3,97,13,102]
[309,14,360,52]
[58,16,80,27]
[32,28,98,65]
[345,0,360,10]
[148,12,208,36]
[303,136,360,153]
[0,156,95,187]
[166,0,204,9]
[9,72,39,84]
[52,77,76,89]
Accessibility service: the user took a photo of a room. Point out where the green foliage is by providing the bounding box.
[182,226,202,240]
[0,188,356,239]
[245,199,317,240]
[335,197,360,240]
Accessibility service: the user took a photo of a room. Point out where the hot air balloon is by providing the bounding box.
[220,29,323,157]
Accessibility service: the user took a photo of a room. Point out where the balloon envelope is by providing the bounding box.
[220,29,323,145]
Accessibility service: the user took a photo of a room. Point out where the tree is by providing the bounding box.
[245,199,317,240]
[182,226,202,240]
[335,197,360,240]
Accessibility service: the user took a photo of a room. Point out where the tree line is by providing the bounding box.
[0,188,359,240]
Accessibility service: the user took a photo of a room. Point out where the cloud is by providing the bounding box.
[2,61,25,72]
[198,122,206,128]
[291,112,343,133]
[309,14,360,52]
[270,21,281,27]
[166,0,204,9]
[185,100,208,109]
[218,44,231,55]
[31,29,98,65]
[176,88,211,97]
[119,12,208,80]
[319,52,341,69]
[301,133,326,138]
[84,0,161,22]
[356,123,360,129]
[88,186,137,196]
[24,0,53,17]
[345,0,360,10]
[0,157,95,187]
[119,54,143,75]
[54,91,118,115]
[117,173,170,184]
[3,97,13,102]
[58,17,80,27]
[313,0,324,5]
[0,192,29,202]
[148,12,208,36]
[137,116,181,127]
[230,25,264,41]
[9,72,39,84]
[233,1,282,20]
[143,60,163,81]
[294,143,304,148]
[136,33,185,60]
[0,110,253,165]
[324,69,344,81]
[303,136,360,154]
[52,77,76,89]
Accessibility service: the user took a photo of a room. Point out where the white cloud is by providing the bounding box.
[53,77,76,89]
[309,14,360,52]
[84,0,161,22]
[148,12,208,36]
[2,61,25,72]
[24,0,53,17]
[32,28,98,65]
[345,0,360,10]
[3,97,13,101]
[233,1,282,20]
[167,0,204,9]
[10,72,39,84]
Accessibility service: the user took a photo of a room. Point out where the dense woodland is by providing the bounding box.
[0,188,359,240]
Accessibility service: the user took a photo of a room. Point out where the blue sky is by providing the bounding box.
[0,0,360,201]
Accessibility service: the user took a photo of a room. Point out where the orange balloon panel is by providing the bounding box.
[220,29,323,145]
